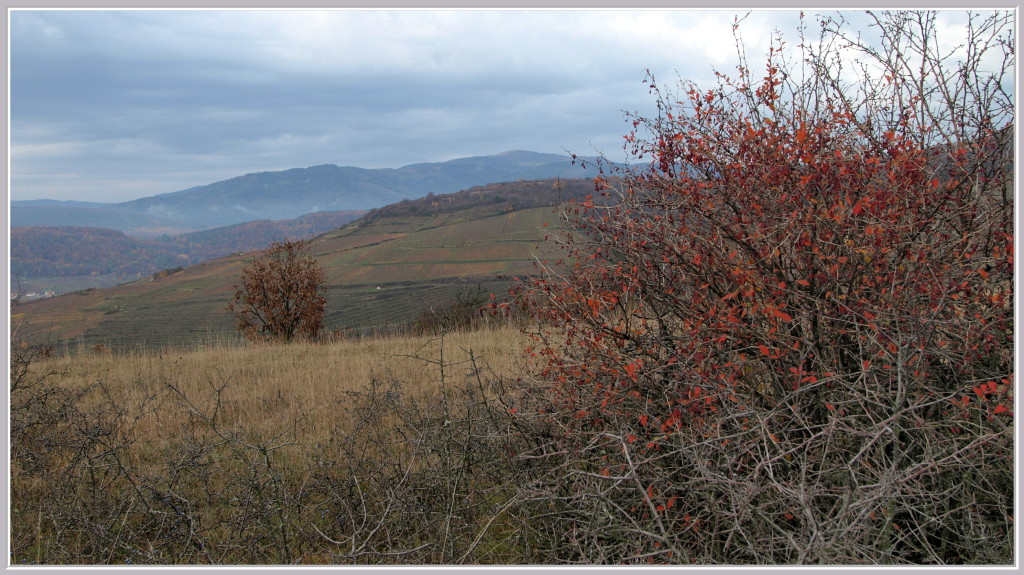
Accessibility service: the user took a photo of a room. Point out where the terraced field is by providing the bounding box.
[13,202,564,351]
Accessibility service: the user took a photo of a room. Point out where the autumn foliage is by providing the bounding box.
[228,239,327,342]
[508,11,1014,564]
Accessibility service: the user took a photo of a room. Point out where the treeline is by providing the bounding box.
[159,210,365,261]
[362,177,601,222]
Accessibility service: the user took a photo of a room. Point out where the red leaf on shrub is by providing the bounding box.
[625,361,640,381]
[768,307,794,322]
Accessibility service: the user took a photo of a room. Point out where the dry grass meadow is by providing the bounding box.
[11,325,549,565]
[40,326,528,454]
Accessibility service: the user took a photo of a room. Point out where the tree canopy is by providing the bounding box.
[228,239,327,343]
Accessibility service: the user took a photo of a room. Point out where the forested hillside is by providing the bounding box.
[11,227,188,280]
[10,211,365,291]
[159,210,365,262]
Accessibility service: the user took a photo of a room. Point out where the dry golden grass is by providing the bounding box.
[12,324,539,564]
[33,325,529,462]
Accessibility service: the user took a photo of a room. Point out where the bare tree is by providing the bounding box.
[228,239,327,342]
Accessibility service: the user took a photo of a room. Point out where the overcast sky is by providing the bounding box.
[12,8,999,204]
[10,8,818,203]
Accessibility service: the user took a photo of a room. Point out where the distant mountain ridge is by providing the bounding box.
[12,150,597,231]
[10,205,198,237]
[12,199,111,208]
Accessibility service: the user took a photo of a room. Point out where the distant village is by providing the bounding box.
[11,290,56,301]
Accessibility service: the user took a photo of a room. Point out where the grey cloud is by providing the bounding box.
[11,9,810,203]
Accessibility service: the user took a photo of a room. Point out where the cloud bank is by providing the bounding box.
[10,9,837,202]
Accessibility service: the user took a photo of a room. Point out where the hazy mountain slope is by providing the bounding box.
[11,199,111,209]
[113,150,595,228]
[10,205,199,236]
[12,178,593,350]
[11,150,595,231]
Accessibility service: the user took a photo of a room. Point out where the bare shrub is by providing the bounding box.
[10,339,160,564]
[413,284,490,335]
[9,331,542,564]
[508,10,1014,564]
[305,335,544,563]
